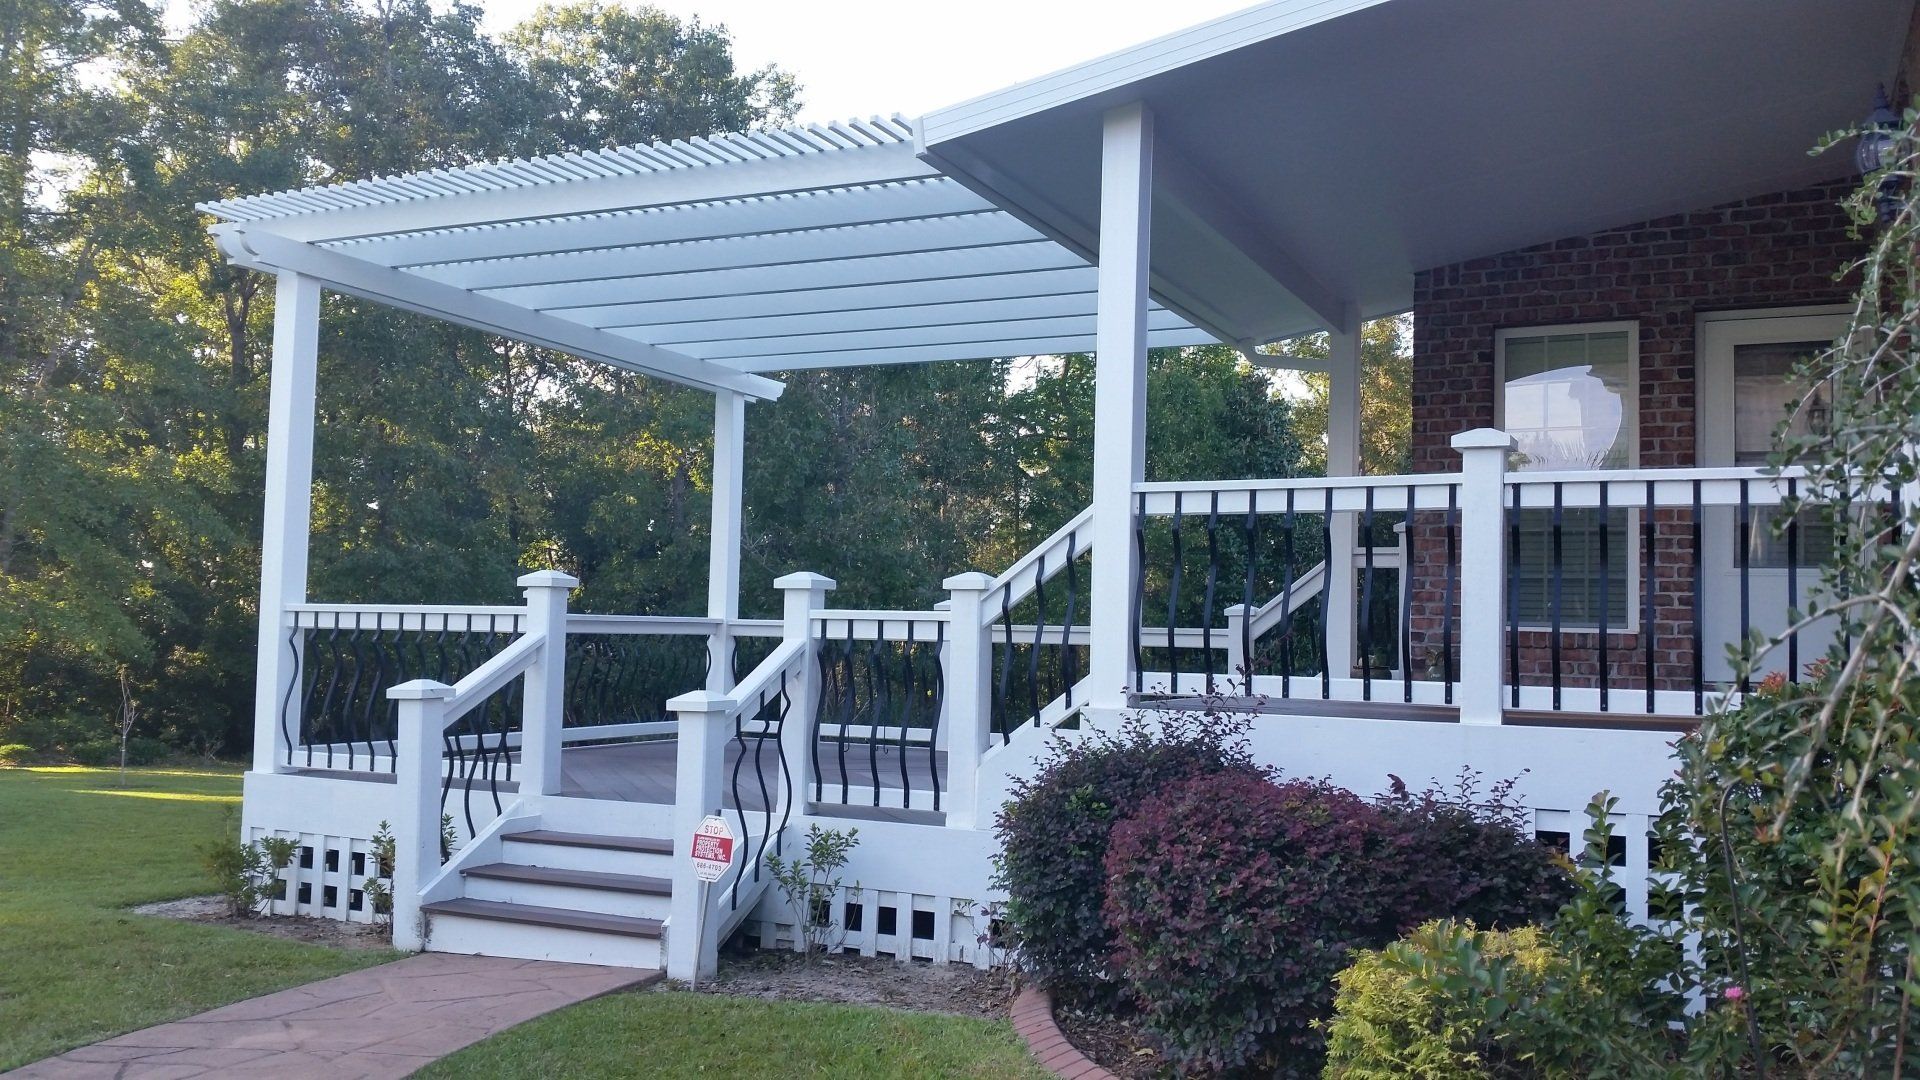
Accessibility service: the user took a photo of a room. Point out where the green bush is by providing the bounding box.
[69,737,169,767]
[1375,770,1572,929]
[0,743,31,765]
[1323,921,1562,1079]
[1104,772,1400,1076]
[993,708,1263,1003]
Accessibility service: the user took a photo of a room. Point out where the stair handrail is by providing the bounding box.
[981,505,1094,624]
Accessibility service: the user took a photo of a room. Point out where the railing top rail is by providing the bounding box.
[988,504,1093,601]
[441,631,543,726]
[566,613,718,635]
[289,605,527,631]
[810,609,950,642]
[1504,464,1809,486]
[1135,473,1464,495]
[717,637,807,716]
[289,602,525,616]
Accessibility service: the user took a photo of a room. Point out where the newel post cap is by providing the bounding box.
[773,571,837,591]
[1451,428,1516,452]
[517,568,581,589]
[942,571,995,592]
[666,689,734,714]
[388,679,454,701]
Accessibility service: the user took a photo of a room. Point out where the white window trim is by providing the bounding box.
[1493,320,1642,635]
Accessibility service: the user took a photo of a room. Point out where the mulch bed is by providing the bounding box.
[696,946,1019,1020]
[1051,998,1163,1078]
[131,895,392,950]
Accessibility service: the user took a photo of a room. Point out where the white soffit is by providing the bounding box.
[201,116,1216,395]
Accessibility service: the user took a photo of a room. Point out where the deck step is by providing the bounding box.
[422,898,664,939]
[505,829,673,855]
[462,862,671,896]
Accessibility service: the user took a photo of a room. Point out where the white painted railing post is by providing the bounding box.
[252,273,321,773]
[1087,101,1153,719]
[941,572,995,830]
[664,689,733,983]
[517,569,578,798]
[1453,429,1515,725]
[1323,312,1363,683]
[1224,604,1251,692]
[388,679,452,951]
[708,390,746,693]
[775,572,836,808]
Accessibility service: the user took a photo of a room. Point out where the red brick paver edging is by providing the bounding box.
[12,953,660,1079]
[1012,986,1119,1080]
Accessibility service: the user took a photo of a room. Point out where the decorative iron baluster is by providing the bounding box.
[1131,492,1147,693]
[1787,477,1800,680]
[1508,483,1522,709]
[1644,480,1657,713]
[1241,498,1258,694]
[1444,485,1458,702]
[1691,480,1704,715]
[1028,555,1046,730]
[1361,486,1376,702]
[1402,486,1415,704]
[1165,496,1184,695]
[1061,533,1080,706]
[1280,489,1297,696]
[1597,483,1611,712]
[1737,479,1752,696]
[1550,483,1563,712]
[1318,489,1333,699]
[995,588,1014,743]
[1201,493,1220,694]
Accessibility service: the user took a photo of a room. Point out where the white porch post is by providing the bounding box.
[940,572,994,829]
[775,571,835,809]
[1323,312,1362,681]
[1086,101,1153,716]
[517,569,578,798]
[1453,428,1514,725]
[707,390,746,693]
[664,689,731,982]
[389,678,452,951]
[252,273,322,773]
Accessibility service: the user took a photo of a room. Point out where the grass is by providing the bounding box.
[0,765,397,1070]
[416,991,1051,1079]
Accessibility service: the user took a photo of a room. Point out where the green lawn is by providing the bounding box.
[0,765,397,1070]
[417,991,1050,1079]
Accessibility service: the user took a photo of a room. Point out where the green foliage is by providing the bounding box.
[765,824,859,957]
[993,707,1262,1004]
[1322,921,1562,1079]
[198,812,300,918]
[365,819,395,919]
[69,736,168,767]
[0,743,30,764]
[1375,770,1573,929]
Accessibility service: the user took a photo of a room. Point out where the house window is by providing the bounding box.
[1731,340,1836,568]
[1496,324,1637,628]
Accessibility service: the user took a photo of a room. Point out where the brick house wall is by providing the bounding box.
[1403,177,1864,698]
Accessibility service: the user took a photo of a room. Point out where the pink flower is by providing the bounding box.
[1724,986,1746,1001]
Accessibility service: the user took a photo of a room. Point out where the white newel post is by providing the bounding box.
[517,569,578,798]
[388,679,452,951]
[941,572,995,830]
[1452,428,1515,725]
[1224,604,1250,691]
[1087,101,1153,717]
[1323,313,1363,682]
[664,689,733,982]
[708,390,746,693]
[775,571,835,809]
[252,273,322,773]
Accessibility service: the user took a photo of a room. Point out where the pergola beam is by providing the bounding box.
[699,308,1195,362]
[559,267,1099,328]
[703,325,1210,372]
[214,225,784,400]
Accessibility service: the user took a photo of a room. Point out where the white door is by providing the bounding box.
[1696,310,1846,686]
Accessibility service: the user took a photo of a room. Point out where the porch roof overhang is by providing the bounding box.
[918,0,1917,346]
[200,116,1218,400]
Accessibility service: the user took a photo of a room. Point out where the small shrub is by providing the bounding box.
[0,743,32,765]
[995,707,1262,1002]
[69,735,168,767]
[1322,920,1562,1079]
[365,821,396,920]
[1104,772,1400,1076]
[1375,769,1573,930]
[766,824,859,958]
[200,813,300,917]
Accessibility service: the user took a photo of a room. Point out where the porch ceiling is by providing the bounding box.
[200,116,1216,396]
[920,0,1917,346]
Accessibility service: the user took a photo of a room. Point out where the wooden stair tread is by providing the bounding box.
[422,897,664,938]
[505,829,672,855]
[463,862,671,895]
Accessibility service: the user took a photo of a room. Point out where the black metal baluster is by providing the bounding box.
[1166,497,1184,694]
[1444,485,1458,703]
[1550,483,1564,712]
[1360,486,1376,702]
[810,642,828,803]
[1028,556,1046,730]
[1787,477,1800,681]
[1132,493,1147,694]
[1598,484,1611,712]
[897,625,915,809]
[1318,489,1333,699]
[1737,479,1752,696]
[341,615,368,771]
[1691,480,1704,715]
[1061,533,1080,706]
[928,622,945,810]
[866,628,884,807]
[995,589,1014,741]
[1281,489,1297,697]
[1508,484,1522,709]
[1402,486,1415,704]
[838,624,854,804]
[284,623,304,768]
[1241,497,1258,694]
[1201,493,1220,694]
[1644,482,1657,714]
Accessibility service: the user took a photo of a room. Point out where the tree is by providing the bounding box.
[1270,314,1413,475]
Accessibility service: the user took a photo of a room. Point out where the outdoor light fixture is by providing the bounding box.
[1857,86,1905,223]
[1806,391,1830,438]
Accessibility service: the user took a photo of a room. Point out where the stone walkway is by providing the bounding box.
[12,953,660,1079]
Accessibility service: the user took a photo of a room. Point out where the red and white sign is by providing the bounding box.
[689,815,735,883]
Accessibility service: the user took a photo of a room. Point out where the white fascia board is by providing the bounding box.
[227,141,940,245]
[688,308,1194,361]
[706,323,1215,372]
[333,178,992,269]
[917,0,1391,146]
[414,213,1043,292]
[558,266,1099,329]
[214,225,785,400]
[486,242,1084,312]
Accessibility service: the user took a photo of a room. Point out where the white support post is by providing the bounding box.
[941,573,995,830]
[252,273,322,773]
[775,571,835,809]
[1453,428,1515,725]
[1087,101,1153,717]
[708,390,746,693]
[664,689,733,982]
[388,679,452,951]
[517,569,578,798]
[1323,312,1363,681]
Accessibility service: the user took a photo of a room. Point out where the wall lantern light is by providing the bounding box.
[1857,86,1905,223]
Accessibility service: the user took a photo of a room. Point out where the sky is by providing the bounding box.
[164,0,1262,124]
